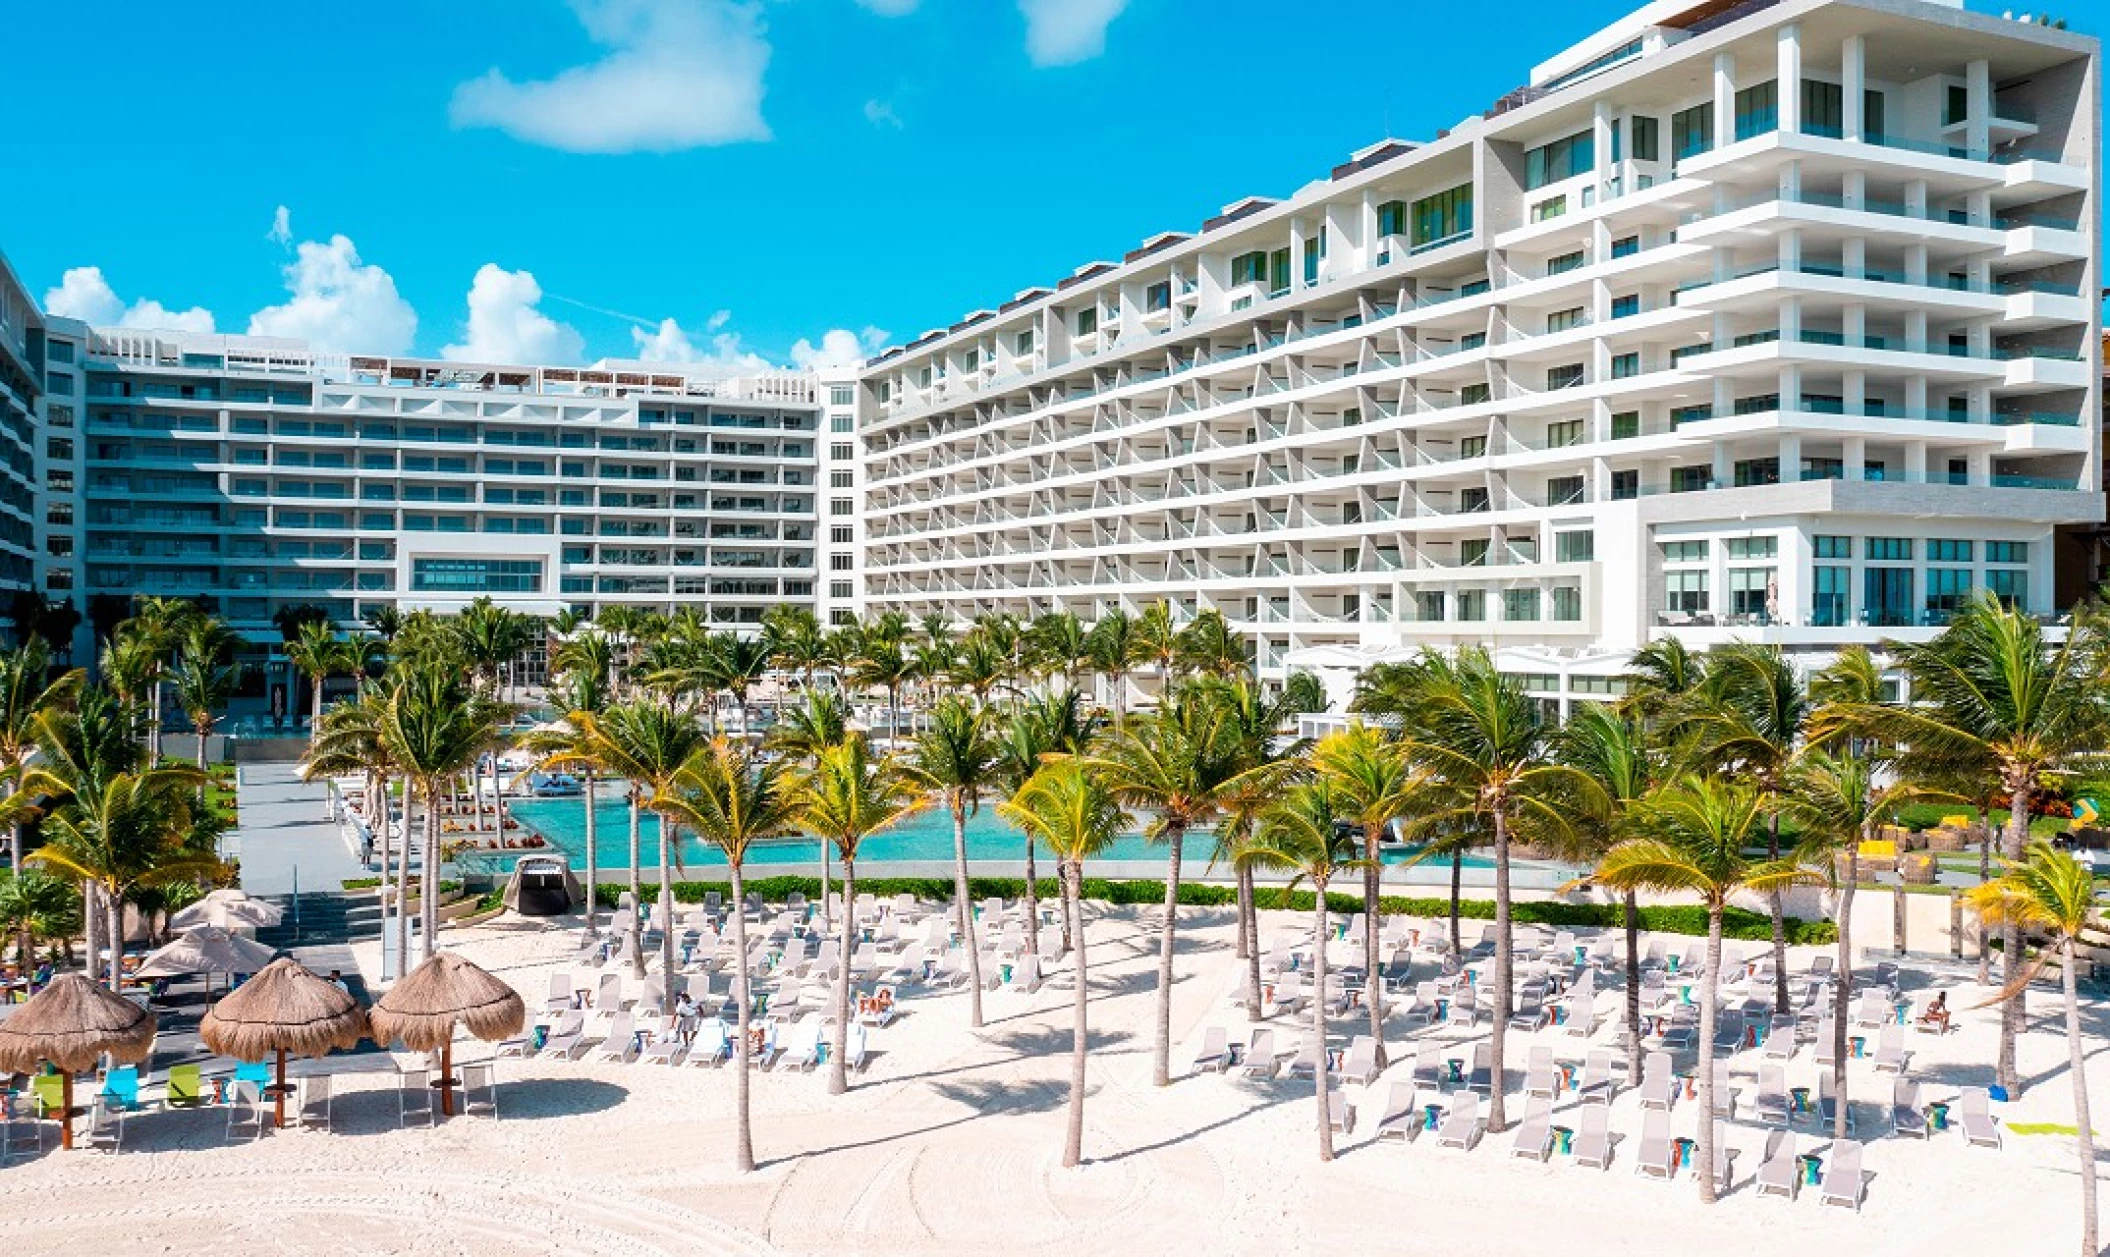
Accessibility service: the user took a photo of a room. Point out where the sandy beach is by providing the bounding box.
[0,898,2098,1257]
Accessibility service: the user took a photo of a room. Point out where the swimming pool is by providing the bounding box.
[490,793,1509,875]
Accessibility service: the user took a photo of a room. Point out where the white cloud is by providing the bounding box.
[247,234,418,355]
[441,264,586,364]
[628,317,771,376]
[790,326,889,370]
[449,0,771,153]
[855,0,919,13]
[863,98,903,129]
[42,267,217,334]
[267,205,293,249]
[1019,0,1128,66]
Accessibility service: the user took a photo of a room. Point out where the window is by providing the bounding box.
[1987,541,2029,564]
[1733,458,1780,487]
[1555,531,1594,562]
[1546,307,1586,334]
[1802,80,1843,136]
[1944,83,1969,127]
[1459,435,1488,459]
[829,385,854,406]
[1660,540,1708,562]
[47,341,74,365]
[1865,565,1913,627]
[830,497,854,516]
[1610,411,1639,440]
[1456,589,1487,621]
[1864,90,1886,141]
[1546,363,1585,390]
[1671,103,1714,162]
[1302,235,1324,284]
[1414,590,1447,622]
[829,442,854,462]
[1072,307,1098,338]
[412,558,542,594]
[1410,184,1473,247]
[1530,196,1568,223]
[1729,567,1774,619]
[1671,466,1709,492]
[1504,589,1541,622]
[1734,80,1778,140]
[1460,382,1491,406]
[1865,537,1912,561]
[1726,536,1778,560]
[1611,234,1640,259]
[45,437,72,461]
[1813,535,1851,559]
[1546,475,1586,505]
[1611,294,1639,319]
[1546,420,1585,448]
[1610,352,1640,379]
[1525,130,1594,189]
[1550,586,1582,621]
[1631,115,1659,161]
[829,554,854,571]
[1268,248,1291,293]
[1014,329,1035,356]
[1377,201,1407,239]
[1546,249,1586,276]
[1146,280,1172,312]
[1926,567,1972,620]
[1986,569,2028,607]
[830,470,854,488]
[1460,487,1490,514]
[1664,571,1710,614]
[1611,469,1638,499]
[830,525,854,544]
[1812,565,1850,626]
[44,372,72,396]
[1230,251,1269,286]
[1461,539,1491,567]
[1928,539,1973,562]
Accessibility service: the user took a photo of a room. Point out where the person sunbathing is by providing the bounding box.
[1917,991,1951,1034]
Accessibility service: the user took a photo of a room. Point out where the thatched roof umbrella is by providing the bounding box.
[368,953,524,1117]
[200,958,368,1129]
[0,975,156,1149]
[171,889,284,932]
[136,925,279,983]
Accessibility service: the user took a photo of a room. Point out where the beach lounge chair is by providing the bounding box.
[781,1020,825,1072]
[1009,954,1043,994]
[1818,1072,1854,1135]
[1572,1102,1613,1169]
[1374,1081,1419,1142]
[298,1075,334,1130]
[539,1011,589,1060]
[1509,1096,1553,1161]
[1853,991,1889,1029]
[1340,1036,1380,1086]
[1755,1064,1790,1125]
[1764,1015,1799,1061]
[770,978,806,1021]
[1524,1046,1558,1101]
[460,1063,496,1118]
[593,1012,640,1063]
[1892,1078,1928,1139]
[1657,1004,1697,1051]
[1814,1016,1840,1068]
[1192,1026,1232,1075]
[1757,1128,1797,1199]
[1872,1023,1910,1073]
[845,1023,871,1072]
[27,1072,61,1122]
[1240,1029,1280,1080]
[641,1018,687,1066]
[1286,1034,1322,1081]
[1412,1044,1442,1091]
[1400,980,1439,1026]
[1635,1109,1675,1180]
[1711,1010,1746,1055]
[227,1079,268,1140]
[1578,1049,1616,1106]
[1467,1041,1493,1095]
[1509,989,1548,1033]
[1819,1138,1865,1211]
[1436,1092,1482,1150]
[164,1063,203,1109]
[1445,987,1478,1029]
[84,1098,124,1154]
[590,973,624,1019]
[1327,1088,1355,1134]
[1710,1060,1738,1119]
[542,971,574,1015]
[882,944,928,986]
[1638,1052,1676,1111]
[98,1066,140,1112]
[1702,1120,1737,1192]
[686,1021,730,1069]
[398,1071,435,1127]
[1959,1087,2001,1148]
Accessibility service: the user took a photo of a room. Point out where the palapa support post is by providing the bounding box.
[439,1039,454,1117]
[275,1048,288,1129]
[58,1071,72,1151]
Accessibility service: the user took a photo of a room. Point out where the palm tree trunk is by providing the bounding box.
[628,792,646,979]
[1624,892,1643,1087]
[9,819,20,878]
[1245,873,1263,1023]
[1488,806,1514,1133]
[1063,860,1088,1168]
[1998,783,2031,1095]
[657,817,677,980]
[1023,831,1042,961]
[422,782,442,960]
[195,721,209,772]
[1697,904,1724,1204]
[81,883,100,980]
[1448,847,1463,954]
[1363,822,1385,1066]
[818,841,831,935]
[1152,823,1184,1087]
[1834,853,1857,1141]
[730,859,756,1172]
[582,769,599,935]
[1234,865,1250,961]
[394,786,413,974]
[1312,874,1335,1162]
[2064,938,2099,1257]
[310,676,324,745]
[829,855,855,1096]
[952,801,984,1028]
[1978,805,1994,985]
[1769,812,1789,1016]
[106,887,124,990]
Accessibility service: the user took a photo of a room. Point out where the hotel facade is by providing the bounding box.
[851,0,2102,697]
[0,0,2103,710]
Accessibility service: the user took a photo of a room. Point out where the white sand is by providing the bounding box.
[0,903,2096,1256]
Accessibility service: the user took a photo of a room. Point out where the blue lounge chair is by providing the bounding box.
[98,1066,140,1112]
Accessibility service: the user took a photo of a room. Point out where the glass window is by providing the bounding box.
[1813,565,1850,626]
[1986,541,2029,564]
[1671,103,1714,162]
[1546,363,1585,389]
[1631,115,1658,161]
[1986,568,2027,607]
[1802,80,1843,136]
[1546,307,1586,334]
[1611,469,1638,499]
[1864,89,1886,141]
[1455,590,1486,621]
[1734,80,1778,140]
[1546,250,1586,276]
[1550,586,1582,621]
[1074,307,1098,336]
[1415,590,1447,622]
[1664,571,1710,614]
[1555,531,1594,562]
[1611,294,1639,318]
[1377,201,1407,239]
[1504,589,1541,622]
[1813,535,1851,559]
[1611,235,1640,259]
[412,558,543,593]
[1926,567,1972,620]
[829,385,854,406]
[1410,185,1473,247]
[1230,251,1268,286]
[1610,352,1639,379]
[1610,412,1639,440]
[1546,420,1585,448]
[1865,537,1912,561]
[1726,536,1778,559]
[1660,540,1709,562]
[1147,280,1172,311]
[1928,539,1972,562]
[1525,131,1594,190]
[1530,196,1568,222]
[1729,567,1775,619]
[1865,566,1913,627]
[1734,458,1780,487]
[1944,83,1969,127]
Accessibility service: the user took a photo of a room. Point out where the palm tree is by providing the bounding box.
[545,630,618,933]
[763,605,829,692]
[98,627,163,748]
[282,620,352,746]
[1968,842,2101,1257]
[656,741,804,1172]
[1030,612,1089,690]
[1595,776,1819,1203]
[995,690,1103,957]
[1177,608,1248,678]
[126,596,198,761]
[172,619,243,772]
[1135,601,1180,688]
[998,759,1129,1167]
[305,689,405,946]
[768,688,854,924]
[453,596,537,699]
[1556,702,1657,1086]
[1363,648,1599,1131]
[904,696,1002,1027]
[0,870,79,968]
[798,738,921,1094]
[1312,724,1418,1061]
[710,632,774,735]
[1679,642,1811,1014]
[850,635,916,745]
[377,665,503,961]
[1086,610,1142,726]
[14,687,150,974]
[949,630,1014,708]
[0,640,82,871]
[1196,676,1303,1018]
[1859,592,2110,1093]
[364,605,405,643]
[1237,779,1364,1161]
[1090,691,1249,1086]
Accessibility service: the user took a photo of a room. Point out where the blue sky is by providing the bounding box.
[2,0,1634,370]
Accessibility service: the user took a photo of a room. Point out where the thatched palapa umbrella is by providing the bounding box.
[171,889,284,932]
[136,925,279,983]
[0,975,156,1149]
[369,953,524,1117]
[200,958,368,1129]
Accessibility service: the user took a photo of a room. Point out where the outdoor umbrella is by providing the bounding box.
[200,958,368,1129]
[0,975,156,1149]
[170,889,283,932]
[368,953,524,1117]
[135,926,279,981]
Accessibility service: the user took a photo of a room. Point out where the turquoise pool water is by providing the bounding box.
[498,794,1494,873]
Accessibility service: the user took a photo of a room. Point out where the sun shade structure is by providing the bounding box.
[136,925,279,980]
[369,952,524,1116]
[170,889,284,932]
[200,958,369,1128]
[0,975,156,1149]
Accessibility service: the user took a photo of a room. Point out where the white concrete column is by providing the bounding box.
[1845,370,1867,414]
[1777,24,1803,133]
[1781,295,1803,343]
[1714,53,1738,148]
[1842,35,1866,140]
[1778,226,1802,273]
[1844,436,1867,480]
[1843,170,1866,211]
[1290,216,1306,291]
[1968,449,1992,487]
[1904,442,1928,482]
[1966,60,1991,157]
[1594,101,1616,200]
[1778,157,1802,201]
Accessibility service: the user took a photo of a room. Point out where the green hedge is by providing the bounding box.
[341,877,463,896]
[589,877,1835,945]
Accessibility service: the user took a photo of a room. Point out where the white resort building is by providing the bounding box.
[849,0,2101,700]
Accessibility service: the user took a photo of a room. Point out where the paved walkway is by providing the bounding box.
[228,761,368,897]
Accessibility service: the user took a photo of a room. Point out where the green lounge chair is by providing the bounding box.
[164,1063,203,1109]
[30,1073,64,1119]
